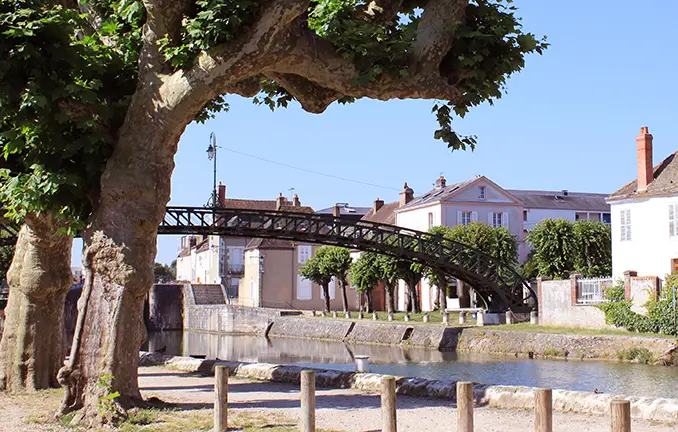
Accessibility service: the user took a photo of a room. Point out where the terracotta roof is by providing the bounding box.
[361,201,399,225]
[608,151,678,201]
[507,190,610,212]
[222,199,277,210]
[278,204,315,214]
[245,238,295,250]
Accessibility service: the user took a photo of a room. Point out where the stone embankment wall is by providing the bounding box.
[457,328,675,362]
[184,304,677,363]
[140,352,678,423]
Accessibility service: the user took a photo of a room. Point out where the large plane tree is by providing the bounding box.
[0,0,546,422]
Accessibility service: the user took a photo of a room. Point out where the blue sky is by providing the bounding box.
[72,1,678,266]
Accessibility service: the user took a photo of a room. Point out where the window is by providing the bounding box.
[670,204,678,237]
[298,245,312,264]
[478,186,486,200]
[575,212,587,221]
[462,211,472,225]
[523,210,528,222]
[672,259,678,275]
[620,209,631,241]
[492,212,503,228]
[428,212,434,229]
[602,213,611,224]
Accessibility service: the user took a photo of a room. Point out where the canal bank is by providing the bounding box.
[139,352,678,423]
[182,304,678,365]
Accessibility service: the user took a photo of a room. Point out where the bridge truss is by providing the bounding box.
[160,207,537,312]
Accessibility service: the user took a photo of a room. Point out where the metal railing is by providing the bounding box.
[576,277,612,304]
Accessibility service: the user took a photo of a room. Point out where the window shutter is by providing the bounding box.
[620,210,626,241]
[457,211,462,225]
[329,278,336,299]
[671,205,676,237]
[471,211,478,222]
[488,213,493,225]
[626,209,631,241]
[502,212,509,228]
[297,276,311,300]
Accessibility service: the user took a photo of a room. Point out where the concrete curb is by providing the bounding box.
[140,352,678,423]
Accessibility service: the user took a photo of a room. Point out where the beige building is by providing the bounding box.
[238,238,361,311]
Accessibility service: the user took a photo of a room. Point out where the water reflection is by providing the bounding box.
[147,331,678,399]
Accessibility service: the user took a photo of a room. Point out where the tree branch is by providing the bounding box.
[140,0,191,76]
[227,77,263,98]
[265,73,340,113]
[271,28,464,104]
[410,0,468,73]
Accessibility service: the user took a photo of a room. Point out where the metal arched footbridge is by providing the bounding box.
[0,207,537,312]
[160,207,537,312]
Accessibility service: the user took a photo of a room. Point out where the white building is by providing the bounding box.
[389,175,610,312]
[608,127,678,281]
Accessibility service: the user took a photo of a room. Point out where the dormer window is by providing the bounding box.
[478,186,486,200]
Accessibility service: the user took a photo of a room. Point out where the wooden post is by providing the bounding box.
[381,376,397,432]
[301,370,316,432]
[610,399,631,432]
[457,381,474,432]
[214,366,228,432]
[534,388,552,432]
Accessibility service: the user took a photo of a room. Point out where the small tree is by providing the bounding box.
[573,221,611,277]
[375,254,400,314]
[299,248,334,312]
[323,247,353,312]
[350,253,379,312]
[397,260,423,313]
[426,226,455,310]
[526,219,577,279]
[153,262,174,283]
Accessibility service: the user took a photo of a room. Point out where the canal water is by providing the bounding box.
[146,331,678,399]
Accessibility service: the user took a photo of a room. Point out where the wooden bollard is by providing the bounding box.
[457,381,474,432]
[301,370,316,432]
[214,366,228,432]
[381,376,397,432]
[611,399,631,432]
[534,388,552,432]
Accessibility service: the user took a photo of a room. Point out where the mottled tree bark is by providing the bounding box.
[384,282,396,313]
[365,291,373,313]
[0,215,73,392]
[321,283,330,312]
[339,278,349,312]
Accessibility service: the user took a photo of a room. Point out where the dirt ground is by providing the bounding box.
[1,366,677,431]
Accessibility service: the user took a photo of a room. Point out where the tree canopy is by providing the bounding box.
[526,219,611,279]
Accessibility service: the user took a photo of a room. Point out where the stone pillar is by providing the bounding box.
[458,311,466,325]
[476,310,484,327]
[536,277,548,318]
[505,311,514,325]
[569,273,582,305]
[624,271,638,300]
[530,311,539,325]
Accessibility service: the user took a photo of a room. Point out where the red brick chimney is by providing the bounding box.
[435,175,446,189]
[373,198,384,213]
[399,183,414,207]
[217,182,227,207]
[293,194,301,207]
[333,204,342,217]
[636,126,654,191]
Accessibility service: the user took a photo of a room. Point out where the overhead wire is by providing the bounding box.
[221,147,400,192]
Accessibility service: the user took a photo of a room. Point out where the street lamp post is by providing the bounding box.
[206,132,218,208]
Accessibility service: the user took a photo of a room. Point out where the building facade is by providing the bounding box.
[608,127,678,281]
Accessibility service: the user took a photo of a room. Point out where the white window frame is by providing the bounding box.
[478,186,486,200]
[462,211,472,225]
[298,245,312,264]
[670,204,678,237]
[492,212,503,228]
[428,212,434,229]
[620,209,631,241]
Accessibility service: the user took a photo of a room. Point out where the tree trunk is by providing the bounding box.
[406,279,421,313]
[0,215,73,392]
[405,287,412,312]
[384,283,395,313]
[339,278,349,312]
[57,86,198,420]
[322,283,331,312]
[366,291,373,313]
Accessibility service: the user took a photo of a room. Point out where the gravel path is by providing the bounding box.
[139,366,677,431]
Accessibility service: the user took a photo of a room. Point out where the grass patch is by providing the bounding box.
[616,348,655,364]
[312,310,472,326]
[491,323,677,339]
